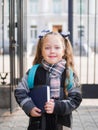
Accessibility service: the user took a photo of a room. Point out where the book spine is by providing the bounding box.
[47,86,50,102]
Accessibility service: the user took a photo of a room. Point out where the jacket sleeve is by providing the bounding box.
[14,74,36,116]
[54,73,82,115]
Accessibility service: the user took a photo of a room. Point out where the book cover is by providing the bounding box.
[28,85,50,112]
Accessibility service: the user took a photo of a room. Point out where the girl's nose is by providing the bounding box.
[50,48,55,53]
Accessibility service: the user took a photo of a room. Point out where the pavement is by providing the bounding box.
[0,99,98,130]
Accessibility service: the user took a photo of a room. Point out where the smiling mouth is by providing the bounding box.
[49,56,56,58]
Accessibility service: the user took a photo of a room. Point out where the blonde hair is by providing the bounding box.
[33,32,74,70]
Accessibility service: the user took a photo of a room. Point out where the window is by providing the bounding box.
[30,26,37,43]
[29,0,39,14]
[53,0,62,13]
[75,0,87,14]
[78,25,85,38]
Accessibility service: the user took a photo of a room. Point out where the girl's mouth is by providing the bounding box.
[49,56,56,58]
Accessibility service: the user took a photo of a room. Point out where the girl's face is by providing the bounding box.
[42,34,65,64]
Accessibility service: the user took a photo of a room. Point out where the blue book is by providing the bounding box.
[28,85,50,113]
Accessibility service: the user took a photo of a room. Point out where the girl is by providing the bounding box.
[14,31,82,130]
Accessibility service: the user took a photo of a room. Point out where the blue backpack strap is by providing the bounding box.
[27,64,40,89]
[66,68,74,91]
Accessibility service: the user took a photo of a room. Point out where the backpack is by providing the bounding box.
[27,64,73,90]
[27,64,40,89]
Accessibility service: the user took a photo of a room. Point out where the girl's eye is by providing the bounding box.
[45,47,50,49]
[44,46,61,50]
[55,46,60,49]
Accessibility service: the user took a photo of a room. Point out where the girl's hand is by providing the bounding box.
[30,107,42,117]
[44,99,55,114]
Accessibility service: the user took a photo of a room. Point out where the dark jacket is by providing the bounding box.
[14,65,82,130]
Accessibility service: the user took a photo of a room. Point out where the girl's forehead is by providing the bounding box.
[43,34,63,43]
[45,33,61,39]
[42,35,65,48]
